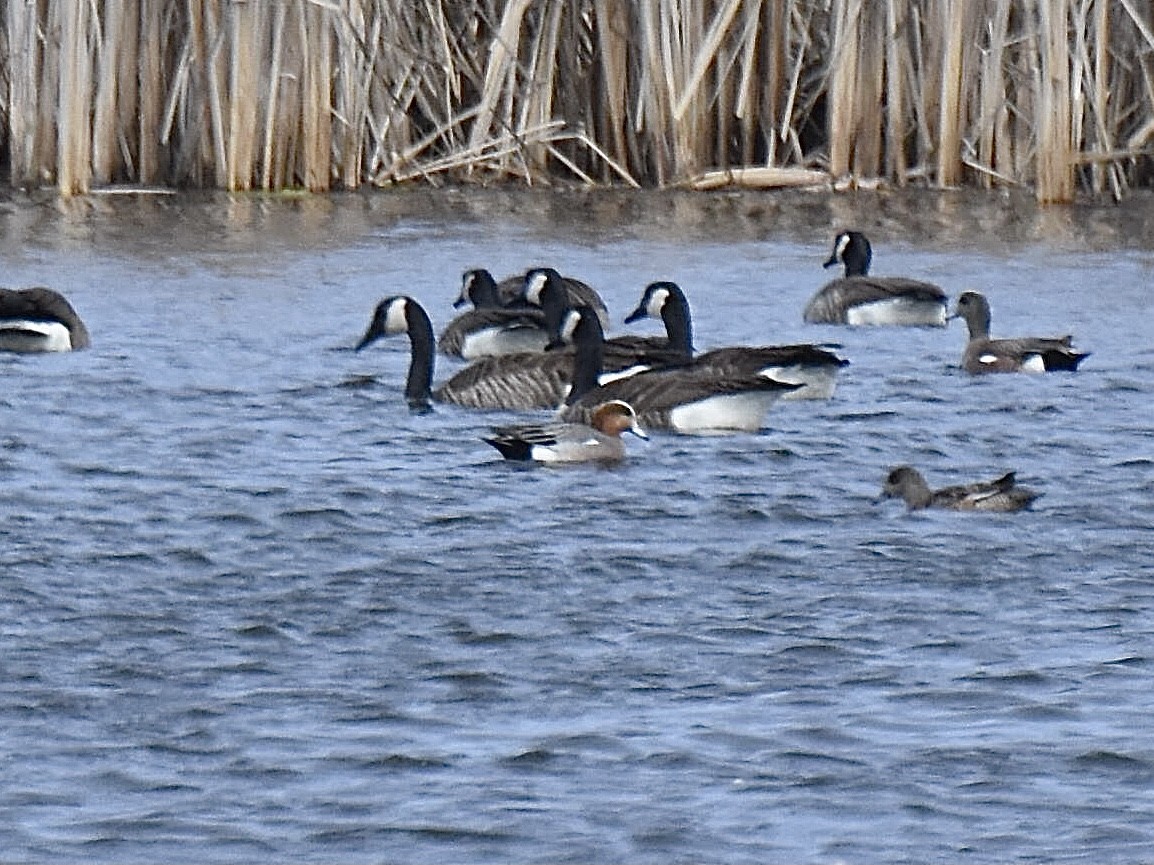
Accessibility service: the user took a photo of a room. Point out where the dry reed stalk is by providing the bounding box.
[903,3,933,176]
[884,0,907,182]
[1088,0,1120,197]
[333,4,378,189]
[467,0,532,159]
[299,1,334,191]
[759,0,783,165]
[201,0,230,188]
[377,104,486,182]
[1036,0,1074,202]
[389,119,565,182]
[851,2,884,178]
[827,0,861,179]
[593,0,631,169]
[138,0,165,184]
[777,0,814,167]
[673,0,741,122]
[974,1,1012,189]
[260,2,289,189]
[1068,0,1115,196]
[92,0,125,184]
[518,2,563,176]
[660,1,696,174]
[1118,0,1154,50]
[632,0,668,184]
[4,0,1154,195]
[6,0,42,185]
[226,2,261,190]
[56,0,93,194]
[936,0,966,187]
[731,0,763,165]
[688,165,830,189]
[572,130,641,186]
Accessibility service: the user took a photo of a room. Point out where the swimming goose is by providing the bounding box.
[357,295,573,410]
[356,296,673,411]
[554,306,802,434]
[881,465,1040,512]
[951,290,1089,373]
[438,269,550,359]
[522,268,691,374]
[624,281,849,399]
[804,231,948,326]
[484,400,647,464]
[0,287,90,352]
[519,267,611,330]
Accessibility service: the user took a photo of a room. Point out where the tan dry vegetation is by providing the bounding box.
[1,0,1152,202]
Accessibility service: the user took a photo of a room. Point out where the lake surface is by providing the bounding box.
[1,186,1152,863]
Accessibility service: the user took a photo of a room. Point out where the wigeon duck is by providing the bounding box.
[881,465,1040,512]
[624,281,849,399]
[804,231,948,326]
[0,287,90,352]
[951,290,1089,373]
[484,400,647,464]
[554,306,802,435]
[438,269,551,359]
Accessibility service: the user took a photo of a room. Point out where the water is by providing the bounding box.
[1,187,1153,863]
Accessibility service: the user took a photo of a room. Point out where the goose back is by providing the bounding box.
[0,287,90,352]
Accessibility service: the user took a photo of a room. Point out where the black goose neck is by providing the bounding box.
[540,274,571,340]
[403,301,436,409]
[844,233,872,277]
[565,311,605,406]
[661,287,694,355]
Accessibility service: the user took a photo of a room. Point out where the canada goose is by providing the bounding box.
[881,465,1040,512]
[438,269,550,359]
[484,400,647,463]
[522,268,691,372]
[553,306,802,434]
[510,267,610,328]
[356,296,676,411]
[804,231,948,326]
[0,287,90,352]
[951,291,1089,373]
[624,280,849,399]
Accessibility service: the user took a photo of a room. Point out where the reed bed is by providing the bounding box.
[2,0,1152,201]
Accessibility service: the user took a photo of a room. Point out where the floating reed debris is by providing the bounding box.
[2,0,1153,202]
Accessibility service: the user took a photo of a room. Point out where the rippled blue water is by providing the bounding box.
[1,189,1153,863]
